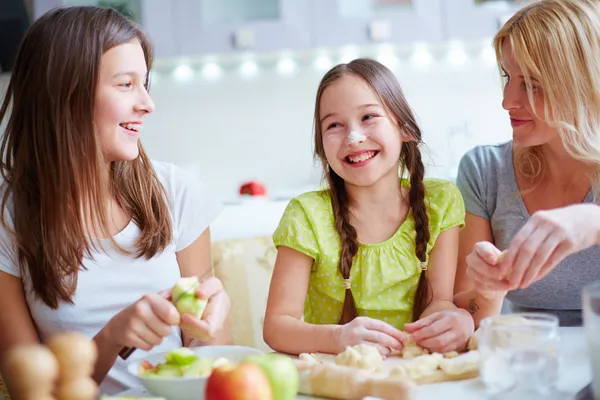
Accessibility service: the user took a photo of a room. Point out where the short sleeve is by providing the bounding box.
[273,198,320,262]
[456,148,490,220]
[0,199,20,277]
[159,164,223,252]
[438,181,466,232]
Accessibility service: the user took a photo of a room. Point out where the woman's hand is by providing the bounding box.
[500,204,600,289]
[403,309,475,353]
[465,241,511,295]
[180,276,230,343]
[338,316,406,356]
[104,293,180,351]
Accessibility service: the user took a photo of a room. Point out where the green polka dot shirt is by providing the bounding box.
[273,178,465,330]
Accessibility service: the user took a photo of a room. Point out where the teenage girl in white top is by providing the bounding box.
[0,6,230,395]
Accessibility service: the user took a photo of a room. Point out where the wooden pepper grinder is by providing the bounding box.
[1,345,59,400]
[46,332,98,400]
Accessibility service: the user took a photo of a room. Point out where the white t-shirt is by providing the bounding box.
[0,161,223,395]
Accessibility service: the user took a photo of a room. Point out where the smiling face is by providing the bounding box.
[318,74,404,187]
[94,39,155,162]
[501,40,558,148]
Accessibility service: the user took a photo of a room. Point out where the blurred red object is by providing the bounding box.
[239,180,267,196]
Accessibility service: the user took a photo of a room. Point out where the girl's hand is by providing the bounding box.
[403,309,474,353]
[338,316,406,356]
[180,277,230,342]
[104,292,180,351]
[500,204,600,289]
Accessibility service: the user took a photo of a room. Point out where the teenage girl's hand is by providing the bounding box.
[338,316,406,356]
[403,309,474,353]
[180,276,230,342]
[104,292,181,351]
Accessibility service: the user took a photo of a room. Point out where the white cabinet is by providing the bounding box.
[176,0,312,55]
[34,0,181,59]
[30,0,536,60]
[443,0,529,41]
[140,0,180,59]
[311,0,445,48]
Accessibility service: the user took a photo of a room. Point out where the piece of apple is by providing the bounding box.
[205,362,273,400]
[164,347,198,366]
[245,354,299,400]
[180,357,215,377]
[155,364,182,378]
[174,294,207,319]
[138,360,157,376]
[172,277,200,300]
[171,277,208,319]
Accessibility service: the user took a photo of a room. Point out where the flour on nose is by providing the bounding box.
[347,130,366,144]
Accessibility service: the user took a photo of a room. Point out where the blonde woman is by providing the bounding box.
[454,0,600,327]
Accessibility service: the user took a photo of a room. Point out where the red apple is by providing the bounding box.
[205,362,273,400]
[239,181,267,196]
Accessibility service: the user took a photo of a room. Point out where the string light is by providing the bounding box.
[158,41,496,81]
[239,60,259,78]
[410,43,433,69]
[446,41,468,67]
[201,62,222,80]
[276,57,297,76]
[173,65,193,81]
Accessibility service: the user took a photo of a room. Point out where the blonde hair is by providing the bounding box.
[494,0,600,200]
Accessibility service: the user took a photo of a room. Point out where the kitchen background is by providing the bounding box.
[0,0,526,239]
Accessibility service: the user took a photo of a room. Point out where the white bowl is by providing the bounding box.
[127,345,264,400]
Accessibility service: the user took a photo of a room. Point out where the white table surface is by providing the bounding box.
[118,327,591,399]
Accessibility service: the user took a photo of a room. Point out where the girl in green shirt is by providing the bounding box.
[263,59,474,356]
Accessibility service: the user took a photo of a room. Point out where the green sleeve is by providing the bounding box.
[438,181,466,232]
[273,198,320,262]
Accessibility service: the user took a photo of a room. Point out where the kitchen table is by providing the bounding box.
[117,327,592,399]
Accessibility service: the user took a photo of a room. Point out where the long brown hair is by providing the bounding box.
[0,6,172,309]
[313,59,431,324]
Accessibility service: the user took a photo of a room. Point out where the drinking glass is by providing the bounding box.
[583,281,600,400]
[479,313,568,399]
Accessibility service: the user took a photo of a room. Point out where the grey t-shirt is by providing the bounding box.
[456,141,600,326]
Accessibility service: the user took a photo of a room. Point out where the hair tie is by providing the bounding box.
[343,279,351,290]
[420,262,428,271]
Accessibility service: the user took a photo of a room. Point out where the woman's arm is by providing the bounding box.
[263,246,342,355]
[453,213,505,327]
[176,228,230,347]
